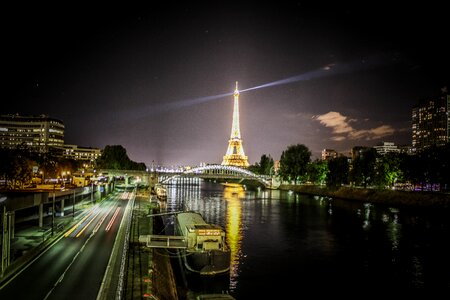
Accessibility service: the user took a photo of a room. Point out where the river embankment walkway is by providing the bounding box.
[279,185,450,208]
[125,193,178,300]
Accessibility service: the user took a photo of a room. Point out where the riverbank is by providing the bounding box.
[279,184,450,208]
[126,194,178,300]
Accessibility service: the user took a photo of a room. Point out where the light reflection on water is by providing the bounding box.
[164,181,246,292]
[162,180,450,296]
[222,186,245,291]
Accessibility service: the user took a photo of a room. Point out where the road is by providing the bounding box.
[0,190,134,300]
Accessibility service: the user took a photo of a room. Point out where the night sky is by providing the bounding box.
[4,3,449,166]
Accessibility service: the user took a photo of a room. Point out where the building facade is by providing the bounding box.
[0,114,64,152]
[373,142,400,156]
[412,90,450,152]
[321,149,338,160]
[60,144,101,162]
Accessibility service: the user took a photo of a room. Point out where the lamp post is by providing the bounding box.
[52,184,55,236]
[62,171,66,188]
[1,196,9,276]
[73,189,75,217]
[40,170,44,185]
[67,171,71,186]
[91,182,94,203]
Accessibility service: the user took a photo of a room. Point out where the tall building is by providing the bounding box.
[412,89,449,152]
[222,82,249,167]
[0,114,64,152]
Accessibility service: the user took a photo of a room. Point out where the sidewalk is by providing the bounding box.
[124,194,179,300]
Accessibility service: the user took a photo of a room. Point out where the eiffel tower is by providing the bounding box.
[222,82,250,167]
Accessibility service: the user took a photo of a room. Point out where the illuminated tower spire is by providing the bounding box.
[231,81,241,139]
[222,82,250,167]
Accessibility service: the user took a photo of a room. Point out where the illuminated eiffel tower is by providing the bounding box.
[222,82,250,167]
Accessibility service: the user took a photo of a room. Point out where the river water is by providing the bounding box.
[162,181,450,297]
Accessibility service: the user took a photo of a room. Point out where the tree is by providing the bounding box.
[327,156,349,187]
[0,148,16,188]
[96,145,147,170]
[247,163,260,174]
[11,156,33,189]
[259,154,274,175]
[279,144,311,184]
[307,159,328,185]
[349,148,377,187]
[247,154,274,175]
[0,146,35,189]
[35,151,59,180]
[400,153,420,185]
[418,144,450,190]
[374,152,403,188]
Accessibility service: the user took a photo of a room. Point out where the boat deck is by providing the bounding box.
[139,234,187,249]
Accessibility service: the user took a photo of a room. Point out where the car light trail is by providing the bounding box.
[76,210,103,238]
[93,205,115,233]
[105,207,121,232]
[64,208,98,238]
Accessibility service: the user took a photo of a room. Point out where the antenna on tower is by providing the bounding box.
[235,81,239,91]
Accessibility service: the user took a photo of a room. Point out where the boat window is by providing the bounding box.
[197,243,203,250]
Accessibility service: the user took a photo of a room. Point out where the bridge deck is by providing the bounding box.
[138,234,187,249]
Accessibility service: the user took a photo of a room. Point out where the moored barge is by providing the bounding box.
[177,211,230,275]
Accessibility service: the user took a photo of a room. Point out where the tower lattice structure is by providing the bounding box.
[222,82,249,167]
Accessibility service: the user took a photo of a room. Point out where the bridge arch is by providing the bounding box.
[161,164,271,187]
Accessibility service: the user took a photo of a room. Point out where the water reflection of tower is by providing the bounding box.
[223,186,244,290]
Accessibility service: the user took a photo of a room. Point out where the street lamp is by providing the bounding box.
[62,171,66,188]
[91,169,97,203]
[39,170,44,185]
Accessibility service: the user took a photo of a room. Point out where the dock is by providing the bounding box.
[138,234,187,249]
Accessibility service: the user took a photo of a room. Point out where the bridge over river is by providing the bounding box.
[99,164,279,189]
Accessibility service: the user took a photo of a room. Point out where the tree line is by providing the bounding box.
[0,144,146,190]
[0,145,80,189]
[2,142,449,191]
[253,143,450,191]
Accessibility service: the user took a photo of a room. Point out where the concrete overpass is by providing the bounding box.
[97,169,158,187]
